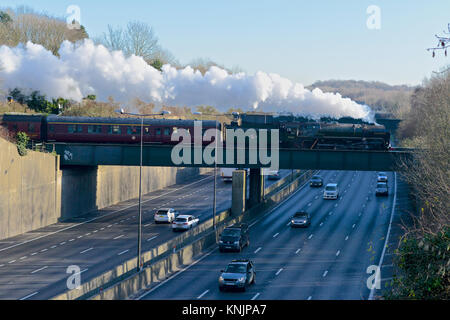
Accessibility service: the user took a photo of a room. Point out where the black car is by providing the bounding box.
[375,182,389,197]
[218,259,256,292]
[310,175,323,187]
[219,223,250,252]
[290,212,311,228]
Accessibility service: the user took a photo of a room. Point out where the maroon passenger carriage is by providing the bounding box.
[1,113,220,144]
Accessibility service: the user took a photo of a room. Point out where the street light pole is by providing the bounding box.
[115,109,171,272]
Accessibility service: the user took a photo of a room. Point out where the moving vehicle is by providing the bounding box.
[310,175,323,187]
[264,168,280,180]
[375,182,389,197]
[290,211,311,228]
[323,183,339,200]
[219,223,249,252]
[171,215,199,231]
[218,259,255,292]
[220,168,236,182]
[377,172,388,183]
[154,208,179,224]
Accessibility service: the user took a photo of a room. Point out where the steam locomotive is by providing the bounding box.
[1,113,390,150]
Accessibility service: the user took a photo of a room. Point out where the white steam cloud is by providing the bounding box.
[0,39,374,121]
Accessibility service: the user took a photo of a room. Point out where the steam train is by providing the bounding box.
[1,113,391,150]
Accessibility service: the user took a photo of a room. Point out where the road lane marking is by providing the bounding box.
[69,239,75,242]
[40,249,47,252]
[8,260,16,264]
[114,235,124,240]
[80,247,94,254]
[197,290,209,299]
[307,296,312,300]
[144,223,152,227]
[273,233,279,238]
[85,233,91,236]
[31,252,37,256]
[0,175,214,254]
[308,234,313,240]
[352,224,356,229]
[20,256,27,260]
[369,172,397,300]
[345,236,349,241]
[19,292,38,300]
[100,227,105,230]
[118,249,129,256]
[31,266,48,274]
[254,247,262,254]
[336,250,341,257]
[329,212,333,216]
[147,236,158,241]
[323,271,328,277]
[93,230,98,233]
[107,225,113,228]
[251,293,260,300]
[295,249,301,254]
[320,222,323,227]
[77,236,83,239]
[276,268,283,276]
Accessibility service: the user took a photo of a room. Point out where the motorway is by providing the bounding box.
[0,169,291,300]
[138,170,396,300]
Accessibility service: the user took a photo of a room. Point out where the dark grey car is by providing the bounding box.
[310,175,323,187]
[219,224,249,252]
[290,212,311,228]
[375,182,389,196]
[218,259,256,292]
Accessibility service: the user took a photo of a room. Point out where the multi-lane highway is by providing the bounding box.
[138,170,396,300]
[0,169,291,300]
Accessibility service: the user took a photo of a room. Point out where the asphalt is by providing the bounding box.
[0,169,291,300]
[138,170,396,300]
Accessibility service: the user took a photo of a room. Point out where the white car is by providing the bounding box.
[172,215,199,231]
[377,172,388,183]
[154,208,178,224]
[323,183,339,200]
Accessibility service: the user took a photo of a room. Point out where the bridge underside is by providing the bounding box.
[47,143,414,172]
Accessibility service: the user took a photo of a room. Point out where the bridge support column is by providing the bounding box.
[232,170,246,216]
[248,168,264,208]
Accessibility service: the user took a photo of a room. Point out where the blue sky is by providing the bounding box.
[1,0,449,86]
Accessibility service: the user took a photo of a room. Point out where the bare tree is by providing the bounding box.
[427,23,450,58]
[98,21,161,64]
[0,6,88,55]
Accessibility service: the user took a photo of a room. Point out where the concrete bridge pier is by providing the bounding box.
[248,168,264,209]
[231,170,246,216]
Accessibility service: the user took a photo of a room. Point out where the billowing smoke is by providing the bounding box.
[0,39,374,121]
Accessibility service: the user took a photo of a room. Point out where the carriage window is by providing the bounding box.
[49,125,55,133]
[127,126,141,135]
[76,125,83,133]
[109,125,121,134]
[68,125,75,133]
[164,128,170,136]
[28,123,35,132]
[156,128,161,135]
[88,125,102,133]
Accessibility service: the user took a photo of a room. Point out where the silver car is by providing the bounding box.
[375,182,389,196]
[377,172,388,183]
[291,212,311,228]
[218,259,255,292]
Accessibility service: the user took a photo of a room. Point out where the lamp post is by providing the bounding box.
[115,108,171,271]
[193,111,240,242]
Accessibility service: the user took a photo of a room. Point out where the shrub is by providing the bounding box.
[16,131,29,156]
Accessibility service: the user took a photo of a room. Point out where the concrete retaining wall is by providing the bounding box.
[0,138,61,240]
[0,137,211,239]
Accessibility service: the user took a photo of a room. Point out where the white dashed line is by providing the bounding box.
[273,233,279,238]
[295,249,301,254]
[254,247,262,254]
[31,266,48,274]
[114,235,124,240]
[308,234,313,240]
[251,293,260,300]
[80,247,94,254]
[352,224,356,229]
[323,270,328,277]
[19,292,39,300]
[118,249,129,256]
[144,223,152,227]
[31,252,37,256]
[20,256,27,260]
[345,236,349,241]
[40,249,47,253]
[147,236,158,241]
[329,212,333,216]
[336,250,341,257]
[108,225,113,228]
[276,268,283,276]
[320,222,323,227]
[8,260,16,264]
[85,233,91,236]
[69,239,75,242]
[77,236,83,239]
[307,296,312,300]
[197,289,209,299]
[93,230,98,233]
